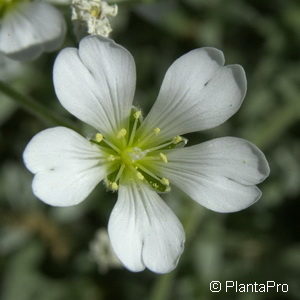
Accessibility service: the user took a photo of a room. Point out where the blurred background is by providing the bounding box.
[0,0,299,299]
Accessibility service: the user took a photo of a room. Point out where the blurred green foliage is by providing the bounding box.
[0,0,299,299]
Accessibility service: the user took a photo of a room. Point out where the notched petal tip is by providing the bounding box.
[259,158,270,181]
[160,136,269,213]
[53,46,78,73]
[227,64,247,100]
[23,126,105,207]
[139,46,248,139]
[246,141,270,183]
[53,34,136,134]
[82,34,113,44]
[201,47,225,66]
[108,183,185,274]
[79,34,135,61]
[145,238,185,274]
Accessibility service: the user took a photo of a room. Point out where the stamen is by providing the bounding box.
[115,164,125,182]
[153,128,161,135]
[95,133,103,143]
[102,138,120,153]
[144,135,187,152]
[141,156,162,162]
[145,141,173,153]
[160,178,170,186]
[133,110,142,119]
[136,171,144,180]
[128,110,142,146]
[159,153,168,163]
[135,165,170,192]
[105,166,121,190]
[117,128,127,139]
[92,132,120,153]
[135,163,161,182]
[172,136,183,144]
[136,127,161,147]
[110,182,119,191]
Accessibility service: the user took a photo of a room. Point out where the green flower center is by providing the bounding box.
[0,0,29,17]
[90,109,187,192]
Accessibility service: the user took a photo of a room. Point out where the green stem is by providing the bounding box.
[149,272,176,300]
[0,81,80,132]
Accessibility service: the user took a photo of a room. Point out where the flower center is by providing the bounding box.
[0,0,29,17]
[90,108,187,192]
[122,147,146,164]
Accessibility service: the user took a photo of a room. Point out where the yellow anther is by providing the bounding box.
[160,178,170,186]
[117,128,127,139]
[90,6,101,18]
[136,172,144,180]
[153,183,159,189]
[110,182,119,191]
[172,135,183,144]
[95,133,103,143]
[107,155,116,162]
[159,153,168,163]
[153,127,161,135]
[133,110,142,119]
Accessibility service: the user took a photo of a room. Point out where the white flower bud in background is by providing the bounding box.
[89,228,122,274]
[0,1,66,61]
[71,0,118,37]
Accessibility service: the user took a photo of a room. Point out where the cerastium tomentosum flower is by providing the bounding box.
[23,36,270,273]
[71,0,118,37]
[0,0,66,61]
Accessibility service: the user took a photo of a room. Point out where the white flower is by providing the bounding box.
[23,36,270,274]
[90,228,122,273]
[71,0,118,37]
[0,0,66,61]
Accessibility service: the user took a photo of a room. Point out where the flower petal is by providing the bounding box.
[108,182,185,273]
[53,36,136,135]
[138,48,246,142]
[0,2,66,61]
[155,137,269,213]
[23,127,105,207]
